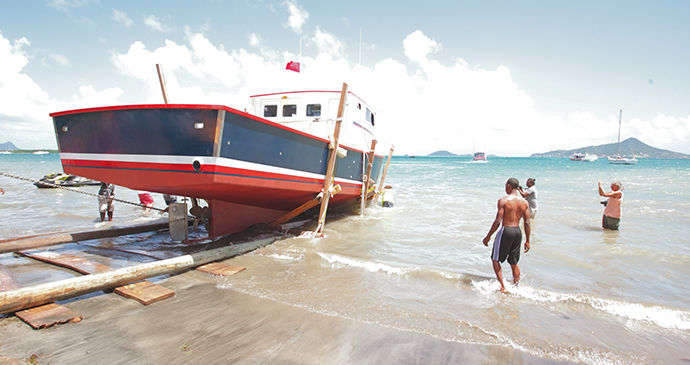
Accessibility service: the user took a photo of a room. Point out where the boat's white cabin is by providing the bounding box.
[248,91,379,152]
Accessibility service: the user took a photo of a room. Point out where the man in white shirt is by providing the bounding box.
[518,178,538,218]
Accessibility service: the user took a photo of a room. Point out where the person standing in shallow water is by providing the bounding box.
[599,180,623,230]
[482,178,531,294]
[518,178,538,218]
[98,182,115,222]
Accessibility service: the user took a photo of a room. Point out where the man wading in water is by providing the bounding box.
[482,178,531,293]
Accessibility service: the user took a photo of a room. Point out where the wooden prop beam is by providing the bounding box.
[375,146,395,200]
[0,237,275,315]
[156,63,169,104]
[313,83,348,237]
[268,185,341,229]
[0,222,172,255]
[360,140,377,215]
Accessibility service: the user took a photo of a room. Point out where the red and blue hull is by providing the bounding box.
[50,104,384,236]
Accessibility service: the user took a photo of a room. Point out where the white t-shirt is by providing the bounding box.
[524,186,538,211]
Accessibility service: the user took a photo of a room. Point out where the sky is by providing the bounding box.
[1,0,689,156]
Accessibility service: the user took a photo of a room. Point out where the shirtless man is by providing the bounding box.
[482,178,531,293]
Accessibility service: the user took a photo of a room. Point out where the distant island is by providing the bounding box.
[428,150,458,156]
[531,137,690,159]
[0,141,58,154]
[0,141,18,151]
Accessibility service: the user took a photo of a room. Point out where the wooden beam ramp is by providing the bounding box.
[0,238,274,327]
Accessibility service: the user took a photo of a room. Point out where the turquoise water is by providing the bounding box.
[1,154,689,363]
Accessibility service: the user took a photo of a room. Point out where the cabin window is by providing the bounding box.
[306,104,321,117]
[283,104,297,117]
[366,108,375,126]
[264,105,277,117]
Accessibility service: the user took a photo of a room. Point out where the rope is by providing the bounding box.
[0,171,166,212]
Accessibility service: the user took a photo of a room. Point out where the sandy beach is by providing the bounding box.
[0,252,573,365]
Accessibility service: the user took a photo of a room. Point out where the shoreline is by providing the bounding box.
[0,259,575,364]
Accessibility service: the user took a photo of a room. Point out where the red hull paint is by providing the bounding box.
[208,200,287,236]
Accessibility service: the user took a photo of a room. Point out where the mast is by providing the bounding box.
[617,109,622,155]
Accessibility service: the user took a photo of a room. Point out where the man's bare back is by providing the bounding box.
[499,193,529,227]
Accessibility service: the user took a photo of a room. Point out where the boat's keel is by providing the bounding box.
[206,199,287,237]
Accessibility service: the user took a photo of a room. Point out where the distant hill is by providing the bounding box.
[531,138,690,159]
[428,150,458,156]
[0,141,18,151]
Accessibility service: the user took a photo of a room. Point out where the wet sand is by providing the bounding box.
[0,256,576,365]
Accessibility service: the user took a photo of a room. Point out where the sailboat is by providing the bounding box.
[608,109,638,165]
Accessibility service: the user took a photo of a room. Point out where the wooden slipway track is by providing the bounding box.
[0,222,282,329]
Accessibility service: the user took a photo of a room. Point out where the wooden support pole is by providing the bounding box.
[270,194,323,228]
[268,185,341,229]
[375,146,395,200]
[360,140,377,215]
[0,237,275,315]
[313,83,348,237]
[0,222,173,255]
[156,64,169,104]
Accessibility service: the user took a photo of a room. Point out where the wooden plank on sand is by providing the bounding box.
[196,262,246,276]
[1,264,82,329]
[14,303,82,329]
[114,281,175,305]
[18,251,111,275]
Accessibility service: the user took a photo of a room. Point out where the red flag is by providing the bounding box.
[285,61,300,73]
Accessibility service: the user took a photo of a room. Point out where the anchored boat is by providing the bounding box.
[50,86,391,237]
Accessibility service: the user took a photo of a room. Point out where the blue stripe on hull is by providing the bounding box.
[220,112,329,175]
[54,109,218,156]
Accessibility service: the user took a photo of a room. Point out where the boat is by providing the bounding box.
[570,153,598,162]
[570,153,585,161]
[34,172,101,189]
[472,143,487,162]
[608,110,638,165]
[0,151,11,154]
[473,152,487,162]
[33,151,50,155]
[49,87,391,237]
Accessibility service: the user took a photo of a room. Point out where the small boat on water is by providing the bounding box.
[34,172,101,189]
[33,151,50,155]
[570,153,598,162]
[472,143,487,162]
[0,151,11,154]
[473,151,487,162]
[608,110,637,165]
[50,86,391,237]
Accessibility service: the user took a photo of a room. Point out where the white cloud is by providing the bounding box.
[248,32,278,60]
[48,0,98,10]
[113,10,134,27]
[311,27,343,59]
[284,0,309,34]
[50,53,70,66]
[144,15,171,33]
[0,32,123,149]
[403,30,441,65]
